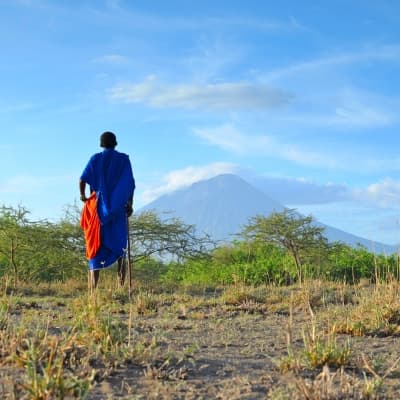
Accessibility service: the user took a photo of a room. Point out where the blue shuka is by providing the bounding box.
[80,148,135,270]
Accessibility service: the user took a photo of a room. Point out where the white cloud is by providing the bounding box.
[326,103,393,128]
[140,162,238,204]
[194,124,338,168]
[353,178,400,208]
[264,44,400,83]
[260,93,395,130]
[260,46,398,130]
[293,88,396,128]
[193,124,272,155]
[329,88,396,128]
[109,76,292,111]
[193,124,400,173]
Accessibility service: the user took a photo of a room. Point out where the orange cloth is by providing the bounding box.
[80,192,101,259]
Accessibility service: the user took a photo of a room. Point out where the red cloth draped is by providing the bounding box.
[80,192,101,259]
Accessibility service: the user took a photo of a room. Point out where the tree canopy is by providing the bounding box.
[0,206,214,286]
[241,208,328,283]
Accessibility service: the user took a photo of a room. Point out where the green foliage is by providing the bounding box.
[0,205,87,285]
[162,241,297,287]
[0,204,398,288]
[0,205,213,286]
[327,242,399,283]
[133,257,168,284]
[156,237,399,288]
[241,208,329,283]
[0,206,33,285]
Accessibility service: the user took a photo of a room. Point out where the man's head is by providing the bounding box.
[100,131,118,149]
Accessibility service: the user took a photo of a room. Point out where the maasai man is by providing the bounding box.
[79,131,135,291]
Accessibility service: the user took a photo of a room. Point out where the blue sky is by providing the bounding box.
[1,0,400,245]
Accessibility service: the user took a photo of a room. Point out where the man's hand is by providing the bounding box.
[80,194,88,202]
[126,203,133,217]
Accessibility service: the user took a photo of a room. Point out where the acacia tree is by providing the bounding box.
[28,219,87,282]
[0,205,88,285]
[129,211,214,262]
[0,206,33,286]
[61,205,213,265]
[241,208,328,283]
[62,206,214,279]
[0,204,214,285]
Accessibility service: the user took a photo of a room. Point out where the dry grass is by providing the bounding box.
[1,278,400,398]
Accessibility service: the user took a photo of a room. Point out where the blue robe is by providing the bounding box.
[80,149,135,270]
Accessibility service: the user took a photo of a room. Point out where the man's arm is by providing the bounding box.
[79,179,88,202]
[126,157,135,217]
[126,194,134,217]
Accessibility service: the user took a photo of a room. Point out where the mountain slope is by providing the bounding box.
[141,174,284,240]
[140,174,397,253]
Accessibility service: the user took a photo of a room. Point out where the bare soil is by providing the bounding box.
[89,302,400,399]
[2,288,400,399]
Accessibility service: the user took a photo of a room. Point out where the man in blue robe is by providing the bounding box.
[79,131,135,290]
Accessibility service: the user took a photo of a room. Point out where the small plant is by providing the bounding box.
[333,320,366,336]
[330,281,400,337]
[281,296,352,372]
[15,337,93,399]
[302,334,352,369]
[0,301,9,330]
[221,283,261,305]
[134,290,158,315]
[360,353,400,398]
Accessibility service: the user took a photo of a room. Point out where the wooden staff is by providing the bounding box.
[127,214,132,299]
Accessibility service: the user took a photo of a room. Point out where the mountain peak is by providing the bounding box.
[141,174,284,240]
[140,174,396,252]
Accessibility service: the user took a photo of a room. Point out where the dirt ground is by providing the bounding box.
[2,288,400,399]
[88,302,400,399]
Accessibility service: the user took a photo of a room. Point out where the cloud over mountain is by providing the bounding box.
[140,162,238,204]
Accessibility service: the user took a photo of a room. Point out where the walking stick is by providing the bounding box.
[126,214,132,299]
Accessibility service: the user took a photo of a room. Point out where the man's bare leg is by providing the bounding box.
[117,257,126,287]
[89,270,100,295]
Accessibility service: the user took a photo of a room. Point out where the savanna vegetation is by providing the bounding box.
[1,205,397,288]
[1,205,400,399]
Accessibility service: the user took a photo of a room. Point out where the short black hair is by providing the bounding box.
[100,131,118,148]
